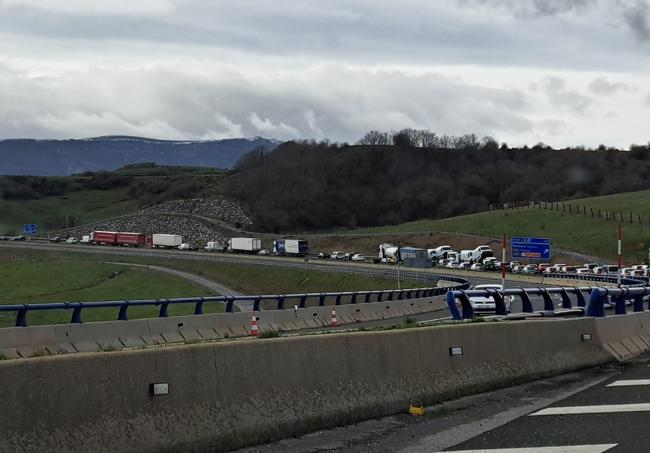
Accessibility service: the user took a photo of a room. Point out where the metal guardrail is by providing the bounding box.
[1,283,471,328]
[446,274,650,321]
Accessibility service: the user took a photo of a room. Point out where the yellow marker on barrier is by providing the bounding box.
[409,405,425,416]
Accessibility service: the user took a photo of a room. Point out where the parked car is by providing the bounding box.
[351,254,366,261]
[522,264,538,274]
[468,284,514,313]
[470,262,484,271]
[512,264,525,274]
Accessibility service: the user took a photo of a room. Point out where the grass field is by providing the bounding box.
[0,257,217,327]
[340,190,650,263]
[0,188,139,234]
[0,248,416,327]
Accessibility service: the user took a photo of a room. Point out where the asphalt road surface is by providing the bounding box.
[447,356,650,452]
[235,356,650,453]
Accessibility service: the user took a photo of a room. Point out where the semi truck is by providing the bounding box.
[427,245,456,260]
[90,231,117,245]
[152,234,182,249]
[459,245,494,263]
[228,237,262,253]
[378,243,400,263]
[90,231,145,246]
[273,239,309,256]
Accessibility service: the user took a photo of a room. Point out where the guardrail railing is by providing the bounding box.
[446,274,649,320]
[1,279,471,327]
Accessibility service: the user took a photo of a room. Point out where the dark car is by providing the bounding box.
[49,236,62,243]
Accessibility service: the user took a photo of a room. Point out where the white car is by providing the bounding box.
[468,284,514,313]
[576,268,592,275]
[65,237,78,244]
[446,261,460,269]
[458,262,472,270]
[257,249,271,255]
[330,251,346,260]
[470,262,484,271]
[350,254,366,261]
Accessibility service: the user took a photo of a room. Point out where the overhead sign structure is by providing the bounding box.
[511,236,551,260]
[23,224,37,235]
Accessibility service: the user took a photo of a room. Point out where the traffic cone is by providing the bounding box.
[249,312,259,336]
[330,307,338,327]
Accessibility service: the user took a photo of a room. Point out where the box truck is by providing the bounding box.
[152,234,183,249]
[273,239,309,256]
[228,237,262,253]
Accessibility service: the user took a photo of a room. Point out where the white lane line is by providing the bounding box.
[440,445,617,453]
[607,379,650,387]
[531,403,650,416]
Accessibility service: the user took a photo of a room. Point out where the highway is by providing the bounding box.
[444,357,650,452]
[235,356,650,453]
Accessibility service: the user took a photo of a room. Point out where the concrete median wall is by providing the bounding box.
[0,315,630,453]
[0,296,447,358]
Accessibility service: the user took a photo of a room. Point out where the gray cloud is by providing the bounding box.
[621,0,650,40]
[538,76,592,113]
[588,77,634,95]
[0,62,533,142]
[461,0,595,17]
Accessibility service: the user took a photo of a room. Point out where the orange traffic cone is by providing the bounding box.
[249,312,259,336]
[330,307,338,327]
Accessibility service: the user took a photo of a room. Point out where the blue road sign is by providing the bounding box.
[511,236,551,260]
[23,224,37,235]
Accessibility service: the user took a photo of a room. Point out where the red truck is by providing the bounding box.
[116,232,146,247]
[91,231,146,246]
[91,231,117,245]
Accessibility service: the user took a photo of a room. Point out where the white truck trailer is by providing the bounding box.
[152,234,182,248]
[228,237,262,253]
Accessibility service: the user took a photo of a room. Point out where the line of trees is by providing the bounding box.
[226,133,650,232]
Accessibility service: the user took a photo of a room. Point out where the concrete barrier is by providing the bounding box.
[0,296,448,357]
[0,316,622,453]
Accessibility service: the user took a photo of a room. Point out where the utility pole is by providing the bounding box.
[501,234,507,290]
[617,224,622,288]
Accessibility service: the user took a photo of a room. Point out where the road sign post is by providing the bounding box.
[23,224,37,237]
[511,237,552,261]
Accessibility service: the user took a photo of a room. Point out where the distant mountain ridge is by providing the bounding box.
[0,136,282,175]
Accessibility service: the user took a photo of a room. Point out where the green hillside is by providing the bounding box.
[0,166,227,234]
[345,190,650,263]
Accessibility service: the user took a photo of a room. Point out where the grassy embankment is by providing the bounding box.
[0,247,415,327]
[334,190,650,263]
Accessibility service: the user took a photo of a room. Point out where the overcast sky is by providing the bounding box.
[0,0,649,147]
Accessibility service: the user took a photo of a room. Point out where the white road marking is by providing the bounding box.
[439,445,617,453]
[531,403,650,415]
[607,379,650,387]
